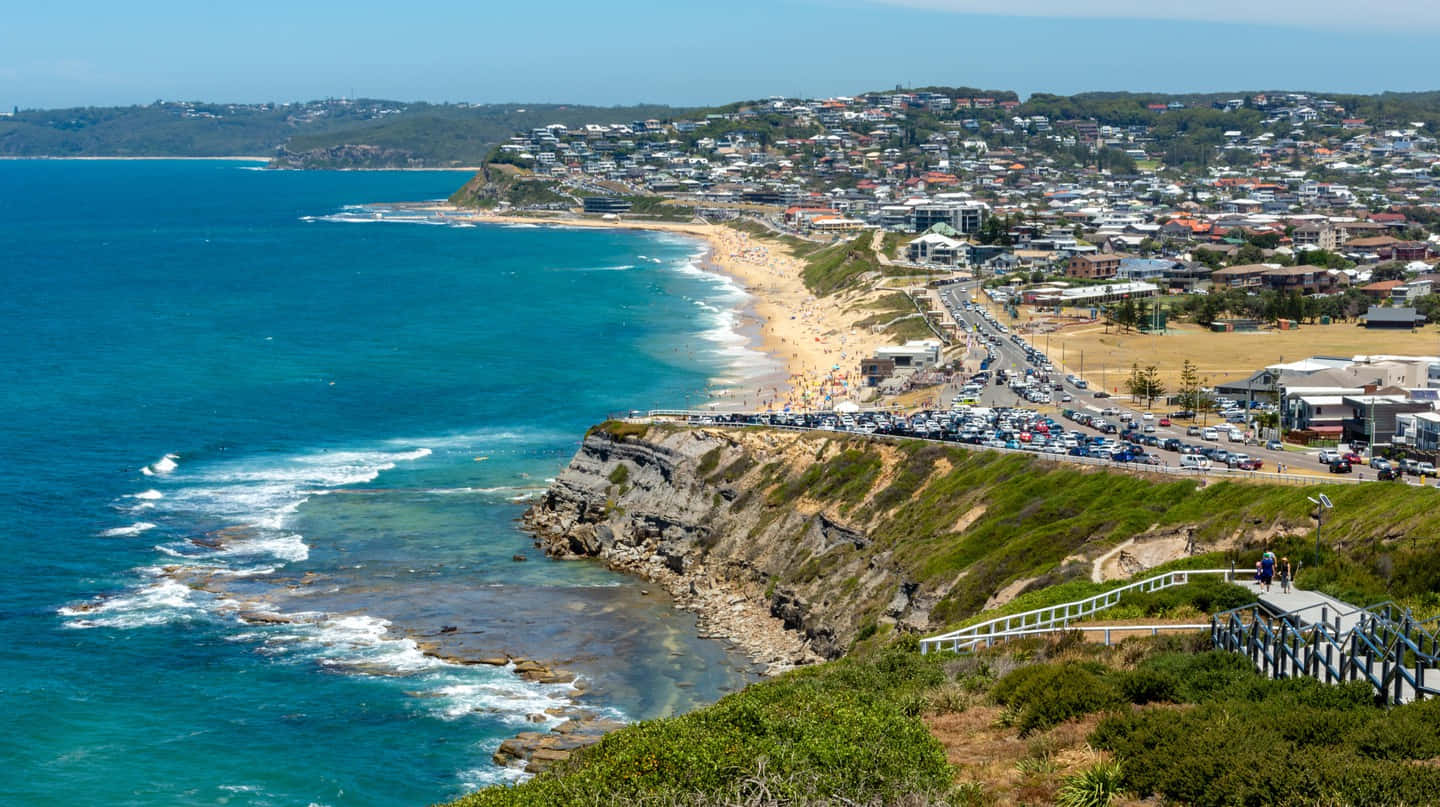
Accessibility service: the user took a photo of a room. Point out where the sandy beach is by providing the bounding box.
[418,206,904,413]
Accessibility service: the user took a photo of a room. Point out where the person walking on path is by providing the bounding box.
[1260,551,1276,594]
[1279,556,1293,594]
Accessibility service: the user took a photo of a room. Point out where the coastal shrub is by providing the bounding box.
[1089,673,1440,807]
[1116,667,1178,704]
[991,661,1121,735]
[608,464,630,486]
[589,420,648,441]
[1132,650,1259,703]
[450,644,952,807]
[715,454,755,484]
[768,448,882,509]
[695,446,722,478]
[1055,760,1126,807]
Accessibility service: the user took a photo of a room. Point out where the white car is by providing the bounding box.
[1142,413,1154,421]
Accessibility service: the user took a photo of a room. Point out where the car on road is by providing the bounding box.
[1158,417,1171,427]
[1142,413,1154,421]
[1265,440,1283,452]
[1377,467,1404,481]
[1202,428,1219,441]
[1318,449,1341,464]
[1419,462,1437,476]
[1238,458,1264,471]
[1342,451,1363,465]
[1329,460,1353,474]
[1093,390,1108,397]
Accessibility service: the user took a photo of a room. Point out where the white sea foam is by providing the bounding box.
[157,446,433,531]
[147,453,179,475]
[424,485,546,499]
[132,489,164,500]
[503,223,539,229]
[219,533,310,563]
[59,577,212,630]
[100,521,157,537]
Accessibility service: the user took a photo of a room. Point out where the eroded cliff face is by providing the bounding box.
[524,424,939,669]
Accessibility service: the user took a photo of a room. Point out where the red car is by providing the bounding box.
[1238,459,1264,471]
[1159,418,1171,427]
[1342,452,1364,464]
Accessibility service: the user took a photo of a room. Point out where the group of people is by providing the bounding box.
[1255,551,1293,594]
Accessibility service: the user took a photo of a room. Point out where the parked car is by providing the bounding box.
[1186,425,1202,436]
[1329,460,1353,474]
[1158,418,1171,427]
[1418,462,1437,476]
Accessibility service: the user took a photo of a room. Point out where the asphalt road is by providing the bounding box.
[936,281,1339,477]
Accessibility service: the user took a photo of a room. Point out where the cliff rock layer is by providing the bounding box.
[526,422,1344,671]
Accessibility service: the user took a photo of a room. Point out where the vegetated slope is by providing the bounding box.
[800,235,883,295]
[447,163,572,209]
[450,641,954,807]
[0,100,683,163]
[450,631,1440,806]
[528,423,1440,660]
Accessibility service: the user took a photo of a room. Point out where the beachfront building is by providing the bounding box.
[874,340,942,371]
[582,197,633,214]
[906,233,971,266]
[1028,281,1157,307]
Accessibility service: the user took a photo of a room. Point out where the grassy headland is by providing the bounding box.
[449,633,1440,806]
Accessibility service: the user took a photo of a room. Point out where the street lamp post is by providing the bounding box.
[1307,494,1333,569]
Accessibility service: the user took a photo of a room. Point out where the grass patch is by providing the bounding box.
[801,236,882,295]
[587,420,649,441]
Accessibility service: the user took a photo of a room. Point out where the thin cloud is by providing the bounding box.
[865,0,1440,31]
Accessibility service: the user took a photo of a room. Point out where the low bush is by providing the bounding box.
[450,644,953,806]
[991,661,1122,735]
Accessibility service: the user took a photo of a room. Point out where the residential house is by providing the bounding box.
[1292,222,1337,251]
[1067,253,1121,279]
[1394,411,1440,453]
[1341,394,1433,447]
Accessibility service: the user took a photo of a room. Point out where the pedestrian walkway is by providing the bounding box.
[1213,593,1440,704]
[1256,587,1366,633]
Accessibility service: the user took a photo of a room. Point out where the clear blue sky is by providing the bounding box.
[3,0,1438,109]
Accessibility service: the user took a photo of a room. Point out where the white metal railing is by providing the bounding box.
[919,569,1235,654]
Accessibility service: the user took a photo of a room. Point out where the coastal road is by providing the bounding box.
[938,282,1345,478]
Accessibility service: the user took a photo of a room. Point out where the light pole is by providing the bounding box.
[1307,493,1333,570]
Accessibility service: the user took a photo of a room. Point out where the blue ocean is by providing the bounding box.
[0,160,771,805]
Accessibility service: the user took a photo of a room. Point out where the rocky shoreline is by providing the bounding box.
[527,520,825,675]
[519,424,916,674]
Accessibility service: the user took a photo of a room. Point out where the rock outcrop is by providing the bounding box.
[524,424,932,671]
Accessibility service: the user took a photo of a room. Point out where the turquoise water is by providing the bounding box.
[0,160,767,805]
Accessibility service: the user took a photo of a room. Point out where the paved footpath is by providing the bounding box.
[1256,586,1365,633]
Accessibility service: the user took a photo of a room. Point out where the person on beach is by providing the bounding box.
[1260,551,1276,593]
[1279,556,1293,594]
